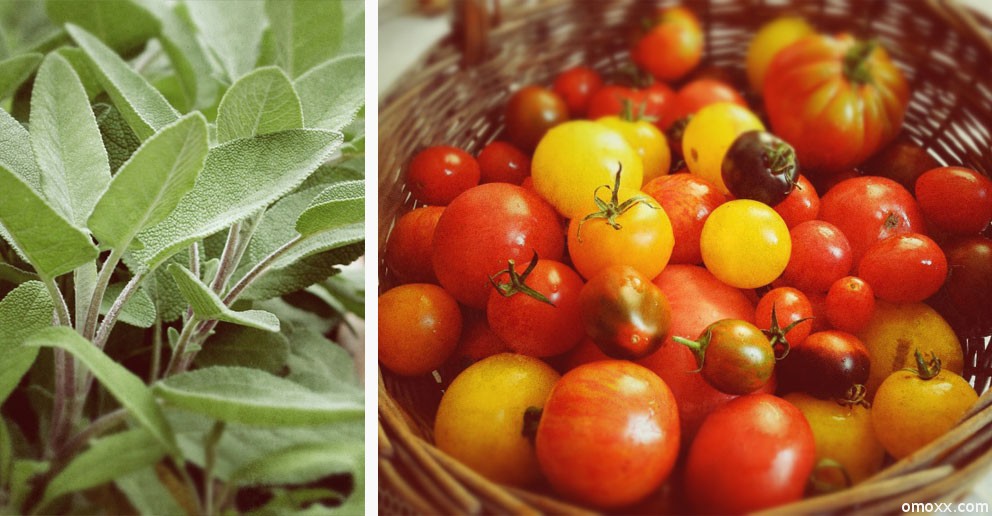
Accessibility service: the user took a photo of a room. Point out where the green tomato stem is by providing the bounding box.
[843,39,878,85]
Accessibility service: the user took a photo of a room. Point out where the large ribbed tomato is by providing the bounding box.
[764,34,909,174]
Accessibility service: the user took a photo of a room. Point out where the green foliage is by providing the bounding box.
[295,55,364,133]
[264,0,343,79]
[0,282,54,404]
[93,102,142,173]
[216,66,302,143]
[169,264,279,332]
[0,52,41,101]
[45,0,159,56]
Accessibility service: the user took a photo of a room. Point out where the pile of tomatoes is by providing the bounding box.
[380,6,990,513]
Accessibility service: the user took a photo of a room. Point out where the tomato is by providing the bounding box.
[531,120,643,219]
[819,176,926,267]
[682,102,765,194]
[674,319,775,395]
[384,206,444,284]
[722,130,799,205]
[631,6,703,82]
[782,220,853,293]
[858,233,947,303]
[568,181,673,280]
[660,78,746,130]
[773,174,820,229]
[378,284,462,376]
[857,300,964,395]
[778,330,870,398]
[642,83,675,124]
[755,287,813,350]
[406,146,480,206]
[435,354,560,486]
[685,393,816,513]
[860,138,941,192]
[452,310,509,364]
[557,337,611,372]
[504,85,569,151]
[943,236,992,322]
[915,166,992,235]
[700,199,791,289]
[597,114,671,182]
[487,256,585,357]
[785,391,885,488]
[552,66,603,117]
[432,183,564,308]
[764,34,909,174]
[476,141,530,184]
[746,16,815,92]
[586,85,641,120]
[536,360,679,508]
[642,172,727,264]
[872,350,978,459]
[825,276,876,333]
[579,265,671,359]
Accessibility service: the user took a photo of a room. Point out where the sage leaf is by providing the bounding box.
[45,0,160,56]
[115,466,190,516]
[265,0,343,79]
[93,102,142,173]
[100,282,156,329]
[168,264,279,332]
[295,54,363,133]
[0,52,42,101]
[0,107,43,192]
[216,66,302,143]
[0,281,55,405]
[295,180,363,236]
[230,441,360,487]
[184,0,266,82]
[195,325,290,374]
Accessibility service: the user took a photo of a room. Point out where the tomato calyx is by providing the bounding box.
[908,348,942,380]
[576,164,660,241]
[619,98,655,123]
[808,457,853,494]
[488,252,556,307]
[834,383,871,410]
[672,329,711,372]
[521,406,543,444]
[842,39,878,86]
[761,302,809,359]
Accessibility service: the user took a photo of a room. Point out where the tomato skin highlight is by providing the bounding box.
[406,146,481,206]
[857,232,948,303]
[536,360,680,509]
[505,85,569,152]
[825,276,876,333]
[476,141,530,185]
[552,66,603,117]
[782,220,853,294]
[579,265,671,360]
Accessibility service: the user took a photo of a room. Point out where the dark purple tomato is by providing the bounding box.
[674,319,776,395]
[777,330,870,398]
[943,236,992,323]
[722,131,798,206]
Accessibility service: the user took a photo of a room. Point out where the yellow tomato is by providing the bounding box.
[597,116,671,182]
[699,199,790,288]
[746,17,815,93]
[857,301,964,396]
[532,121,644,219]
[434,353,560,486]
[682,102,765,193]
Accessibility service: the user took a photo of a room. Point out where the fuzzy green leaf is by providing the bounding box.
[184,0,266,82]
[195,324,290,374]
[0,281,55,405]
[0,164,99,280]
[231,441,359,487]
[154,366,363,427]
[295,54,363,133]
[66,23,180,141]
[282,321,358,393]
[88,112,208,252]
[30,52,111,226]
[132,128,341,271]
[0,52,42,101]
[93,102,142,173]
[54,47,103,99]
[295,180,364,236]
[241,250,352,301]
[45,0,160,56]
[168,264,279,332]
[148,1,221,113]
[274,222,363,270]
[265,0,343,78]
[115,466,188,516]
[0,107,42,192]
[0,263,38,286]
[216,66,302,143]
[100,282,156,328]
[25,327,178,454]
[42,428,166,506]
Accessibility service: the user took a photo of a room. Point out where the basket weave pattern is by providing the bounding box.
[379,0,992,513]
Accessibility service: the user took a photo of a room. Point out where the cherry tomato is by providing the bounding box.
[552,66,603,117]
[764,34,909,174]
[746,16,814,92]
[782,220,853,293]
[642,172,728,264]
[773,174,820,229]
[536,360,679,509]
[942,236,992,322]
[504,85,569,151]
[819,176,926,267]
[452,310,509,364]
[531,120,643,219]
[631,6,703,82]
[435,353,560,486]
[858,232,947,303]
[700,199,791,289]
[778,330,870,398]
[557,337,611,372]
[722,130,799,205]
[825,276,876,333]
[432,183,564,308]
[674,319,775,395]
[685,393,816,513]
[597,114,671,182]
[579,265,671,359]
[476,141,530,184]
[586,85,642,120]
[915,166,992,235]
[755,287,814,349]
[660,78,746,130]
[860,138,941,192]
[642,83,675,124]
[683,102,765,194]
[487,257,585,357]
[872,350,978,459]
[378,284,462,376]
[384,206,444,284]
[406,146,480,206]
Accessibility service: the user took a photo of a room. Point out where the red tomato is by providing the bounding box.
[861,139,940,192]
[825,276,876,333]
[476,141,530,184]
[379,284,462,376]
[915,166,992,235]
[819,176,926,267]
[782,220,853,293]
[487,258,585,357]
[586,85,641,120]
[552,66,603,117]
[642,83,676,124]
[536,361,680,509]
[943,237,992,322]
[384,206,444,284]
[631,6,703,82]
[778,330,870,398]
[432,184,564,308]
[755,287,814,349]
[642,172,728,264]
[453,310,510,364]
[504,86,569,151]
[660,78,746,130]
[764,34,909,174]
[858,233,948,302]
[685,394,816,514]
[557,337,611,372]
[806,291,831,333]
[406,146,480,206]
[773,174,820,229]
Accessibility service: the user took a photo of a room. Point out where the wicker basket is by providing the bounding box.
[378,0,992,513]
